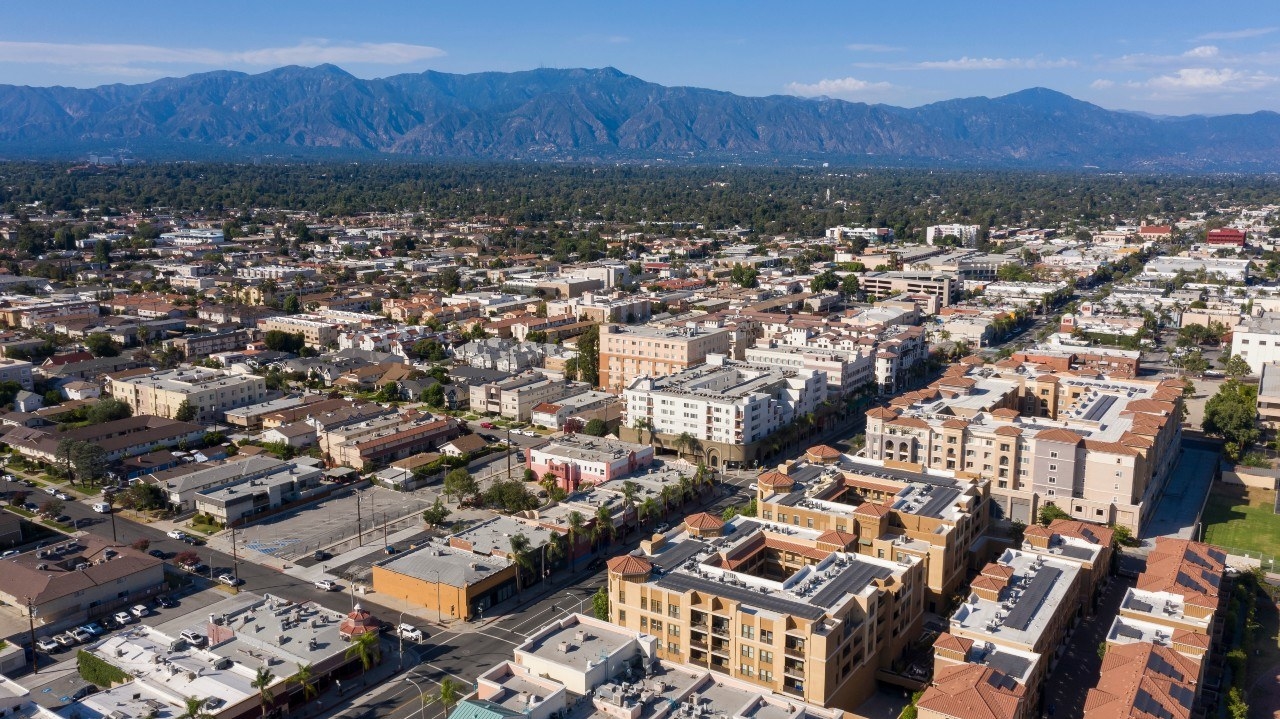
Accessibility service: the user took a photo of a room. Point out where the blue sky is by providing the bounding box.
[4,0,1280,115]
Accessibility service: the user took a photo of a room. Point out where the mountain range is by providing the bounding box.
[1,64,1279,170]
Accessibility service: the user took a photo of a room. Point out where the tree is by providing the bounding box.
[55,438,77,483]
[85,333,120,358]
[421,383,445,408]
[431,677,464,714]
[174,400,198,422]
[443,468,478,504]
[8,490,27,507]
[251,666,275,719]
[130,538,151,552]
[508,533,533,591]
[591,585,610,621]
[38,498,64,517]
[673,432,698,459]
[376,382,399,403]
[288,663,317,703]
[632,416,652,445]
[562,356,579,382]
[1203,380,1260,459]
[840,273,860,298]
[576,324,600,387]
[437,267,461,294]
[263,330,305,353]
[282,294,301,314]
[1037,503,1070,526]
[583,418,607,437]
[567,510,587,569]
[810,270,838,293]
[93,239,112,264]
[71,442,109,485]
[421,498,452,528]
[638,497,661,527]
[87,397,132,424]
[1109,524,1136,547]
[1181,350,1210,375]
[412,339,448,361]
[730,264,759,288]
[1223,354,1252,378]
[179,696,213,719]
[592,504,615,550]
[344,630,381,677]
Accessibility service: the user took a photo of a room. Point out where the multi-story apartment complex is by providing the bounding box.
[607,512,926,709]
[168,329,250,360]
[622,354,825,469]
[598,323,732,394]
[744,343,874,397]
[548,291,652,324]
[926,224,981,247]
[328,414,462,470]
[235,265,316,281]
[108,366,268,423]
[0,357,33,390]
[863,358,1185,532]
[468,371,589,421]
[752,447,989,611]
[1117,539,1227,646]
[1229,312,1280,375]
[0,296,100,329]
[258,314,346,348]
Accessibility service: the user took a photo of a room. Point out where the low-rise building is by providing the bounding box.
[469,371,589,421]
[1230,312,1280,375]
[168,329,251,359]
[0,357,33,390]
[193,458,326,525]
[526,435,655,492]
[2,415,205,462]
[259,314,346,348]
[0,537,164,623]
[328,414,462,470]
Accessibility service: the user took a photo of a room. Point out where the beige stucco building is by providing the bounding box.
[598,324,732,394]
[108,366,267,423]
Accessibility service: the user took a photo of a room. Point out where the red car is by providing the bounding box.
[480,422,495,429]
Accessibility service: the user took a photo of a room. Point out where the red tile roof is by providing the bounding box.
[917,664,1025,719]
[607,555,654,576]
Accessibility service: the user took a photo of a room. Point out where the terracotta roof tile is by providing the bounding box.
[607,555,654,575]
[1035,428,1083,444]
[758,470,794,488]
[684,512,724,531]
[806,444,842,459]
[994,425,1023,437]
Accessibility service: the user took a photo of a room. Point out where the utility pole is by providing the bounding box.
[107,496,117,542]
[506,427,512,483]
[26,598,37,674]
[382,513,388,549]
[231,526,239,582]
[356,491,363,546]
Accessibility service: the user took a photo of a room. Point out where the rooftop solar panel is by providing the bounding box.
[650,540,708,572]
[1003,566,1062,631]
[808,561,893,608]
[655,572,826,620]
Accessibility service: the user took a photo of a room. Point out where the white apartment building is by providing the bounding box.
[235,265,317,281]
[1230,312,1280,375]
[623,354,825,468]
[0,357,33,390]
[743,343,874,396]
[158,229,225,247]
[109,366,268,423]
[926,224,981,247]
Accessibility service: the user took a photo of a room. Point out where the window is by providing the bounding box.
[761,630,774,643]
[740,664,754,676]
[618,591,625,603]
[741,646,754,658]
[640,598,648,611]
[651,620,663,633]
[1049,464,1057,471]
[760,670,773,683]
[1096,508,1105,516]
[1050,451,1058,459]
[668,642,679,654]
[1047,489,1055,497]
[1048,477,1056,484]
[668,604,680,618]
[619,610,626,622]
[806,518,813,528]
[669,625,679,636]
[777,513,787,523]
[761,650,773,663]
[640,617,648,629]
[741,626,755,640]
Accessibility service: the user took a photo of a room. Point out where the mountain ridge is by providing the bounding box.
[1,65,1278,170]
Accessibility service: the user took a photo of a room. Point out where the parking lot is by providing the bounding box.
[232,485,440,563]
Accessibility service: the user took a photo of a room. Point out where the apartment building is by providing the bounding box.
[1117,539,1227,646]
[1230,312,1280,375]
[751,317,927,395]
[1083,641,1201,719]
[863,358,1185,532]
[1,415,205,462]
[328,415,462,470]
[548,291,652,324]
[169,329,251,360]
[1010,345,1141,379]
[607,513,926,709]
[598,323,732,394]
[859,271,958,306]
[752,450,989,611]
[926,224,981,247]
[235,265,316,281]
[1020,519,1113,602]
[469,371,589,421]
[258,314,345,348]
[622,354,826,469]
[526,434,655,492]
[0,296,100,329]
[918,645,1033,719]
[945,549,1085,712]
[1260,362,1280,426]
[108,366,268,423]
[744,343,874,397]
[0,357,33,390]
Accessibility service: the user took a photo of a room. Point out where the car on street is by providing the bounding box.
[91,502,111,513]
[148,549,166,559]
[130,604,149,618]
[22,503,37,512]
[54,491,70,501]
[747,483,758,492]
[80,623,106,636]
[21,480,34,487]
[395,624,425,642]
[314,579,338,591]
[654,523,670,533]
[313,550,330,561]
[0,550,18,558]
[480,422,495,429]
[42,486,57,495]
[217,574,241,586]
[155,595,177,608]
[2,475,13,482]
[166,530,187,540]
[53,633,77,648]
[112,612,134,625]
[101,615,123,630]
[184,563,208,574]
[70,628,92,643]
[35,637,59,652]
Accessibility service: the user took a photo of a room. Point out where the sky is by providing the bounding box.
[4,1,1280,115]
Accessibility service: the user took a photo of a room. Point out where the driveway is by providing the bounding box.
[1039,574,1134,719]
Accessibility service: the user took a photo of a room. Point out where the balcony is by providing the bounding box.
[710,621,730,637]
[709,658,730,674]
[784,644,805,659]
[780,682,804,698]
[691,613,708,628]
[784,662,805,679]
[690,638,708,650]
[710,638,729,654]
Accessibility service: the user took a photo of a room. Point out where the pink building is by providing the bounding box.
[526,435,655,491]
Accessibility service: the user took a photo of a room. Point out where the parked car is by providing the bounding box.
[70,628,92,643]
[81,623,106,636]
[148,549,166,559]
[314,579,338,591]
[217,574,241,587]
[0,550,18,558]
[42,486,57,495]
[22,503,37,512]
[155,595,177,608]
[166,530,187,540]
[2,474,14,482]
[654,523,670,533]
[35,636,59,652]
[112,612,134,625]
[180,629,206,646]
[54,491,70,501]
[185,563,208,574]
[130,604,149,618]
[313,550,330,561]
[480,422,495,429]
[395,624,425,642]
[91,502,111,513]
[53,633,77,648]
[101,615,123,630]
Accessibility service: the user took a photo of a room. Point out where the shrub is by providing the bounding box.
[77,650,130,686]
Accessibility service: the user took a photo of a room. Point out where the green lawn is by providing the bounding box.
[1202,485,1280,559]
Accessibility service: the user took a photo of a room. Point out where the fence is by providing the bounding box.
[1210,544,1279,575]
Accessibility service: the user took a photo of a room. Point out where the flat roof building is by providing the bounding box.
[108,366,267,424]
[598,323,732,395]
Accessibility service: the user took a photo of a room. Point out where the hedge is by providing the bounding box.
[77,650,130,687]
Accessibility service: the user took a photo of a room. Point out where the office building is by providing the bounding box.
[598,324,732,394]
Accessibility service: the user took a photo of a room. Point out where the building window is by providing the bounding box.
[741,646,754,658]
[1050,451,1058,459]
[1047,489,1055,497]
[740,664,754,677]
[1048,477,1056,484]
[761,650,773,663]
[640,598,648,610]
[761,630,774,643]
[640,617,648,629]
[742,625,755,639]
[1096,508,1105,516]
[1049,464,1057,471]
[669,625,679,636]
[668,604,680,618]
[668,642,679,654]
[760,670,773,683]
[619,610,626,622]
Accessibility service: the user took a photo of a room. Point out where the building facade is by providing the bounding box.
[109,367,268,423]
[598,324,732,394]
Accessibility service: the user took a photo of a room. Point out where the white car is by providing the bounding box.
[112,612,134,625]
[395,623,425,642]
[130,604,149,618]
[314,579,338,591]
[92,503,111,513]
[166,530,187,540]
[217,574,242,587]
[54,491,71,501]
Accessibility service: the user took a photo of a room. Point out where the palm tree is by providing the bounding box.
[633,417,652,445]
[179,697,213,719]
[567,511,586,570]
[508,533,533,591]
[593,504,615,552]
[345,630,382,678]
[659,485,678,515]
[544,531,567,576]
[288,663,317,703]
[677,474,694,503]
[251,666,275,719]
[638,497,660,528]
[674,432,697,459]
[621,480,638,536]
[694,463,713,493]
[430,677,464,714]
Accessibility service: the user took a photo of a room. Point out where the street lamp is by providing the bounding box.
[404,676,428,719]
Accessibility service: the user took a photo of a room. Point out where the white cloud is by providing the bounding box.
[0,40,445,69]
[846,43,901,52]
[1144,67,1277,92]
[912,56,1076,70]
[1184,45,1219,58]
[784,76,894,98]
[1195,27,1278,41]
[1090,79,1116,89]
